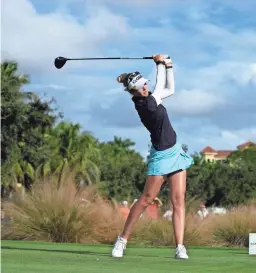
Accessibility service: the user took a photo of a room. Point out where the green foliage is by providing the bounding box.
[186,147,256,207]
[98,137,147,201]
[228,145,256,166]
[1,61,57,192]
[38,122,101,188]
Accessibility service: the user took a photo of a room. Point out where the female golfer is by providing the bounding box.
[112,54,193,259]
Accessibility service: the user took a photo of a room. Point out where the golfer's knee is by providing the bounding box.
[139,193,155,207]
[172,193,185,210]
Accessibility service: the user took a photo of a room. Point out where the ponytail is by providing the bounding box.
[116,73,132,88]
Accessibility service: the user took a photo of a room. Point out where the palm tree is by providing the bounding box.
[51,122,81,188]
[182,144,188,153]
[45,122,100,188]
[1,61,29,90]
[1,61,29,121]
[75,132,101,186]
[107,136,135,155]
[35,129,58,179]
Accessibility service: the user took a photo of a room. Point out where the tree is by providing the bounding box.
[1,61,57,195]
[75,132,101,186]
[204,161,256,207]
[1,62,30,192]
[1,62,29,163]
[228,146,256,166]
[40,122,101,188]
[182,144,188,153]
[98,137,147,201]
[186,151,256,207]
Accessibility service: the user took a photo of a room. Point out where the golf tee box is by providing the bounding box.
[249,233,256,255]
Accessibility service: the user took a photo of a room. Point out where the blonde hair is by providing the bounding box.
[116,73,130,87]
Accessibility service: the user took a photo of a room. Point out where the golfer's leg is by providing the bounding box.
[121,175,164,240]
[168,170,186,245]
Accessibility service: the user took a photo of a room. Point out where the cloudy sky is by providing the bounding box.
[2,0,256,157]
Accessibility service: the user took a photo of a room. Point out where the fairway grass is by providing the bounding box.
[1,240,255,273]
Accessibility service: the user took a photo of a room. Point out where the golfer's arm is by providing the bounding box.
[165,67,175,95]
[160,67,175,99]
[151,64,166,105]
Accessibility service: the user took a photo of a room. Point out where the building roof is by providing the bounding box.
[201,141,255,158]
[215,150,233,158]
[200,146,217,154]
[237,141,255,149]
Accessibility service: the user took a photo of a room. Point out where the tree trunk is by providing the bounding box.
[57,161,65,189]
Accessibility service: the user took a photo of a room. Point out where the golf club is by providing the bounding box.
[54,56,171,69]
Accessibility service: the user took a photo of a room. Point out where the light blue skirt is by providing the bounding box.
[147,142,194,176]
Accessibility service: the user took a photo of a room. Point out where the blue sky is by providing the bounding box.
[2,0,256,157]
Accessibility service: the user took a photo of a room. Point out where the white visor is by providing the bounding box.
[127,74,148,91]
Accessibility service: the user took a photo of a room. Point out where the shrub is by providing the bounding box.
[130,212,202,246]
[213,205,256,247]
[5,178,123,243]
[131,219,175,246]
[4,177,256,247]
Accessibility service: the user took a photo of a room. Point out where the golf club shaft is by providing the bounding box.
[54,56,171,69]
[64,56,170,60]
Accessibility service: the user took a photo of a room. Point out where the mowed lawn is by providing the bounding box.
[1,240,255,273]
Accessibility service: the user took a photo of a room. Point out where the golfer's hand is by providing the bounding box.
[153,54,166,64]
[164,58,173,68]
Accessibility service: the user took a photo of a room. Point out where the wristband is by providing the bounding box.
[156,61,165,65]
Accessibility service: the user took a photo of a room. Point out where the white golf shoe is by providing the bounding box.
[175,244,189,259]
[112,236,127,258]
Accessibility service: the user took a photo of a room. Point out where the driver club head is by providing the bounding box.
[54,57,67,69]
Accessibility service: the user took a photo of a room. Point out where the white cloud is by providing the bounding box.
[166,89,225,115]
[29,84,71,90]
[189,62,256,90]
[83,0,170,6]
[192,126,256,152]
[246,63,256,85]
[1,0,129,73]
[181,126,255,155]
[221,128,256,143]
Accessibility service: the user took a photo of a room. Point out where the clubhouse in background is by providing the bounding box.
[200,140,255,162]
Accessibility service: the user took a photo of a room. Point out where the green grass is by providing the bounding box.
[1,240,255,273]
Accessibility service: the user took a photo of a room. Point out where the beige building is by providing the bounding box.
[200,141,255,162]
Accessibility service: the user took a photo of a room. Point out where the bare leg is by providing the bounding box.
[121,175,164,240]
[168,170,186,246]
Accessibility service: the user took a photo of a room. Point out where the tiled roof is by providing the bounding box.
[237,141,255,149]
[215,150,233,158]
[201,140,255,157]
[200,146,217,154]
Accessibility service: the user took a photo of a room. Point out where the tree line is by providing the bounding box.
[1,61,256,207]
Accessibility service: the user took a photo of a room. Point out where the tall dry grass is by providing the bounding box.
[4,178,124,243]
[213,205,256,247]
[3,178,256,247]
[130,212,202,246]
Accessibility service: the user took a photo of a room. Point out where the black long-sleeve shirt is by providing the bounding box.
[132,64,176,151]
